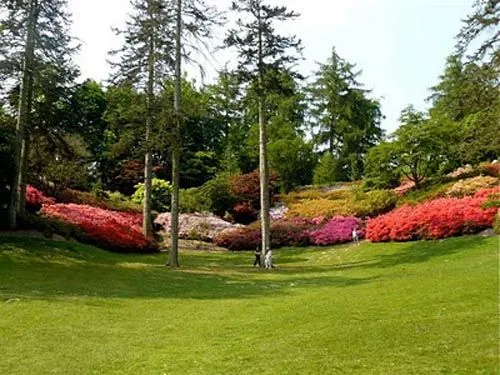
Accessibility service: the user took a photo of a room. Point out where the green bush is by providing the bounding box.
[179,188,205,213]
[19,213,87,241]
[55,188,141,213]
[199,174,235,217]
[351,189,397,217]
[180,174,235,217]
[131,178,172,213]
[313,153,345,185]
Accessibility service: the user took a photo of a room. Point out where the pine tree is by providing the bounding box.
[110,0,220,263]
[456,0,499,64]
[0,0,77,229]
[225,0,302,257]
[309,47,383,181]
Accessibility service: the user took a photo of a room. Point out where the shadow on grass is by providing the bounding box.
[330,236,494,271]
[0,236,374,301]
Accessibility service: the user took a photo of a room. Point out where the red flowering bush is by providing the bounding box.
[366,187,500,242]
[230,170,280,208]
[230,202,258,224]
[26,185,55,213]
[41,203,157,253]
[213,219,319,251]
[308,216,363,246]
[213,227,261,251]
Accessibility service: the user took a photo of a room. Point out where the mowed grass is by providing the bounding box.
[0,234,498,374]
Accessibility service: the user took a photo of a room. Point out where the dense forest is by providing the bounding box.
[0,0,498,261]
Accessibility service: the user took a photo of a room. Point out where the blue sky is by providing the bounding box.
[69,0,474,133]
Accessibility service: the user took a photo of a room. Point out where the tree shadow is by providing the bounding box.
[329,236,494,272]
[0,236,374,301]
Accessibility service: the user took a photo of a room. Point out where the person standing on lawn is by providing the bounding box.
[253,246,261,267]
[352,226,360,245]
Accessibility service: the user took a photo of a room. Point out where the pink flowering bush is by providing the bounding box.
[26,185,55,212]
[308,216,363,246]
[41,203,157,252]
[155,212,235,241]
[366,187,500,242]
[392,180,415,196]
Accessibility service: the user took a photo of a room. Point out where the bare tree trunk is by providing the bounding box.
[143,4,155,239]
[18,133,31,215]
[168,0,182,268]
[9,0,38,229]
[257,6,270,258]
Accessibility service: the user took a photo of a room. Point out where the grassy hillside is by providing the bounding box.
[0,234,498,374]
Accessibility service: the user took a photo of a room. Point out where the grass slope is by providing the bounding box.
[0,234,498,374]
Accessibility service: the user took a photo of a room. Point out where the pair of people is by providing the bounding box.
[253,247,273,269]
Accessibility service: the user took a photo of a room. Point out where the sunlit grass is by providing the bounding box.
[0,234,498,374]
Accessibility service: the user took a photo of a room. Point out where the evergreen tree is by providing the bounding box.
[0,0,77,228]
[109,0,176,239]
[456,0,499,64]
[309,47,383,181]
[225,0,303,255]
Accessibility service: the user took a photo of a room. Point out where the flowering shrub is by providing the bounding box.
[213,219,319,251]
[230,170,280,208]
[286,189,396,219]
[41,203,157,253]
[479,162,500,177]
[366,187,500,242]
[392,180,415,196]
[230,202,258,224]
[282,188,351,205]
[213,227,261,251]
[351,190,397,218]
[308,216,363,246]
[155,212,235,241]
[26,185,55,212]
[446,165,474,179]
[445,176,498,197]
[270,204,288,220]
[287,199,351,219]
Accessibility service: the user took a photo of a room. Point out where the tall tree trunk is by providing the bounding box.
[257,6,270,258]
[168,0,182,267]
[143,4,155,239]
[9,0,38,229]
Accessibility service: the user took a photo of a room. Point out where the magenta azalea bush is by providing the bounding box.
[308,216,363,246]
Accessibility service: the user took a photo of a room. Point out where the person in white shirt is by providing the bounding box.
[352,227,360,245]
[264,249,273,269]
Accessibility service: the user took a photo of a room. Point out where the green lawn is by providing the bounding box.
[0,234,498,374]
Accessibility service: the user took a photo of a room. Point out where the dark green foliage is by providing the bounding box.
[18,213,87,241]
[313,153,345,185]
[428,56,499,165]
[179,174,236,216]
[309,47,384,180]
[455,0,499,64]
[363,142,401,190]
[269,135,316,192]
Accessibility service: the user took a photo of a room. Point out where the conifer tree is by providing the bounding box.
[225,0,302,257]
[0,0,77,229]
